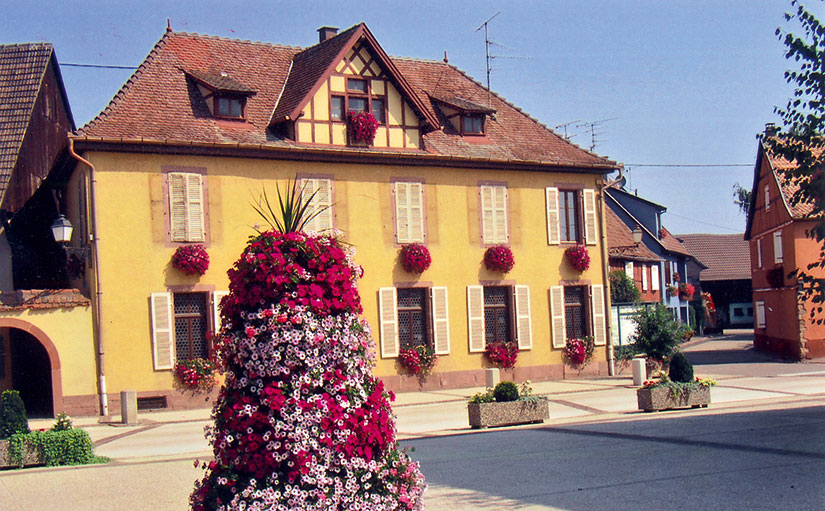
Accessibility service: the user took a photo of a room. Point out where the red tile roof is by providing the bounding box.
[0,43,53,206]
[764,149,818,218]
[0,289,90,311]
[605,207,661,262]
[676,233,751,281]
[77,25,618,171]
[658,227,692,257]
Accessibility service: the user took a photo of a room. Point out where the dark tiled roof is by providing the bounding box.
[658,227,693,257]
[676,233,751,281]
[605,207,660,262]
[764,150,817,218]
[0,43,53,205]
[78,26,618,171]
[430,93,495,114]
[184,68,256,94]
[0,289,90,311]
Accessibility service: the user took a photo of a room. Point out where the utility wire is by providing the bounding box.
[663,210,744,233]
[626,163,752,167]
[62,63,137,69]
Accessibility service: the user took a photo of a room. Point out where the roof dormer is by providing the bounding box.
[184,68,256,120]
[430,94,495,136]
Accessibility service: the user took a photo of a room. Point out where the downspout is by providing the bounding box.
[599,166,624,376]
[68,136,108,417]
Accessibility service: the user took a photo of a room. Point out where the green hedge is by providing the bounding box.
[8,429,96,467]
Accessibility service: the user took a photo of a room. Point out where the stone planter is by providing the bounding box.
[468,399,550,429]
[0,438,44,468]
[637,385,711,412]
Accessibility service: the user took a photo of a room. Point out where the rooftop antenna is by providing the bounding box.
[554,120,580,140]
[574,117,618,152]
[475,11,501,93]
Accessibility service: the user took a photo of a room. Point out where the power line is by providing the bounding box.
[626,163,752,167]
[62,63,137,70]
[663,210,744,233]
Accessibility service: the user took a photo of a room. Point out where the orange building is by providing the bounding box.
[745,134,824,359]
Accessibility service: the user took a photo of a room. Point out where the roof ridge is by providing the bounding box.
[442,62,617,167]
[172,31,304,50]
[0,42,53,49]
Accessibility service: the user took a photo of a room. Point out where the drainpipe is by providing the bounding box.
[68,136,108,417]
[599,166,625,376]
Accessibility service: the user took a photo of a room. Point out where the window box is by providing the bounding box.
[636,385,711,412]
[467,400,549,429]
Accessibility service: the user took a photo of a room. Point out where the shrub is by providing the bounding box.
[493,381,519,402]
[668,351,695,383]
[609,270,641,303]
[52,412,73,432]
[632,304,682,362]
[614,344,639,362]
[8,429,96,468]
[0,390,29,440]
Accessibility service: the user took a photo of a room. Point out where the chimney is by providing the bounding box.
[764,122,779,137]
[317,26,339,43]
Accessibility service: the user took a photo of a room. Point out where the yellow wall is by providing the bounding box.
[85,151,605,394]
[0,306,96,396]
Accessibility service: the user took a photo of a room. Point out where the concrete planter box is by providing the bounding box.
[637,385,711,412]
[0,438,43,468]
[468,399,550,429]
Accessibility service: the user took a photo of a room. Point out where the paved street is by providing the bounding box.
[2,331,824,510]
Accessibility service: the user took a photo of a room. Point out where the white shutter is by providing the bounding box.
[212,291,229,334]
[493,186,508,243]
[590,285,607,346]
[431,287,450,355]
[546,187,560,245]
[168,173,187,242]
[641,264,648,291]
[301,178,333,233]
[515,285,532,350]
[625,261,634,280]
[773,231,783,264]
[583,188,598,245]
[549,286,566,348]
[755,300,766,328]
[395,182,425,243]
[651,265,660,291]
[150,292,174,370]
[757,239,763,268]
[186,173,205,242]
[480,186,495,244]
[378,287,399,358]
[467,285,486,352]
[409,182,424,242]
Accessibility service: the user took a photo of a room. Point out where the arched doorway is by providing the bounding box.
[0,319,62,418]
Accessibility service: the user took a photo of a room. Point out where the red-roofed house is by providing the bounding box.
[51,23,622,415]
[745,133,824,359]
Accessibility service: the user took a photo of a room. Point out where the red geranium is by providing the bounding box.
[172,244,209,275]
[565,244,591,272]
[563,337,595,367]
[484,245,515,273]
[485,340,518,368]
[678,283,695,300]
[348,111,379,145]
[399,244,431,274]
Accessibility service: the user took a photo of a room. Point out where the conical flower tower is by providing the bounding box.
[190,186,426,510]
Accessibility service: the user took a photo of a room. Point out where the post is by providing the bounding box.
[632,358,646,387]
[120,390,138,425]
[485,367,500,388]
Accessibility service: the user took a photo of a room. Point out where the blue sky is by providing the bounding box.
[4,1,816,234]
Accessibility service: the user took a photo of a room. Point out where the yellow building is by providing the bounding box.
[8,24,622,416]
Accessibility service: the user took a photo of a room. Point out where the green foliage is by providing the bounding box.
[770,1,825,323]
[614,344,639,362]
[609,270,641,303]
[668,351,695,383]
[251,178,327,234]
[632,304,682,361]
[468,389,494,404]
[732,182,752,216]
[8,429,97,468]
[493,381,519,402]
[0,390,29,439]
[52,412,73,432]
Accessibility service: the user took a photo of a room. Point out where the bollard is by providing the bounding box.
[632,358,646,387]
[121,390,138,425]
[485,367,500,388]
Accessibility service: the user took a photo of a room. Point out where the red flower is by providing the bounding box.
[172,244,209,275]
[485,341,518,368]
[565,245,590,272]
[347,111,379,144]
[484,245,515,273]
[399,244,431,274]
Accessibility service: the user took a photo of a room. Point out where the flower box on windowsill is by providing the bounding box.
[0,438,43,468]
[636,385,711,412]
[467,399,549,429]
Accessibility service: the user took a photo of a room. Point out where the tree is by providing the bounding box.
[768,0,825,323]
[632,304,682,362]
[609,269,641,303]
[732,182,752,216]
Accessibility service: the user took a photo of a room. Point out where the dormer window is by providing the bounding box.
[329,78,386,127]
[430,94,494,137]
[184,68,255,121]
[462,114,484,135]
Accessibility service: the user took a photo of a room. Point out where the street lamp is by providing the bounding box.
[632,225,643,245]
[51,214,73,244]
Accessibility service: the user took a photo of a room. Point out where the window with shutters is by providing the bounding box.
[299,177,334,233]
[483,286,513,345]
[394,181,425,243]
[773,231,783,264]
[174,292,209,361]
[559,189,581,243]
[480,184,508,244]
[397,288,430,349]
[564,286,590,339]
[166,170,206,243]
[755,300,766,328]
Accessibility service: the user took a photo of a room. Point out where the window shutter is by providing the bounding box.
[546,187,560,245]
[150,292,174,370]
[514,285,532,350]
[549,286,566,348]
[590,284,607,346]
[378,287,399,358]
[493,186,508,243]
[625,261,634,280]
[757,239,763,268]
[301,178,333,233]
[168,173,187,242]
[773,231,783,264]
[755,301,766,328]
[764,185,771,212]
[641,265,648,290]
[212,291,229,334]
[186,173,205,242]
[583,188,598,245]
[409,182,425,242]
[651,265,660,291]
[480,186,495,244]
[431,286,450,355]
[467,285,486,353]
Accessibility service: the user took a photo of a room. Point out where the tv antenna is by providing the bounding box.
[574,117,618,152]
[554,120,580,140]
[475,11,501,92]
